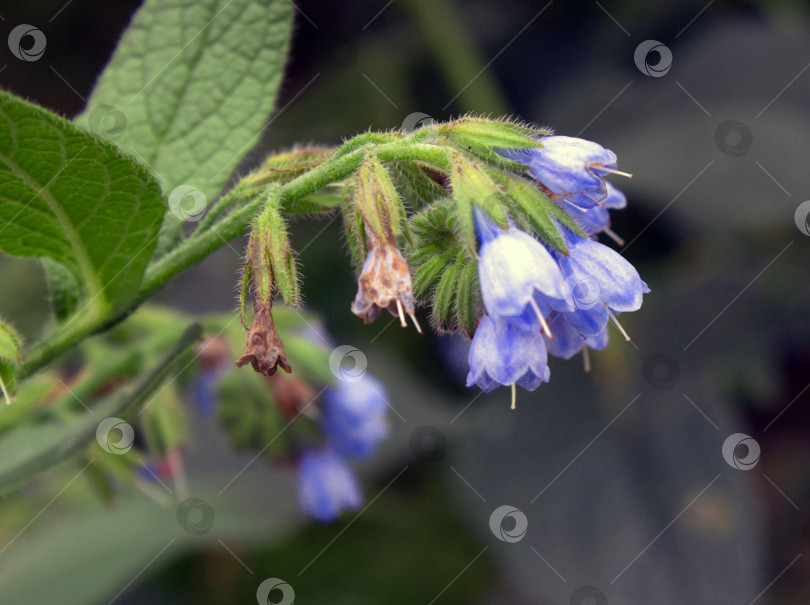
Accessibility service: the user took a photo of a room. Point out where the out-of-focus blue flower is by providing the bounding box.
[499,136,618,209]
[297,447,363,523]
[322,376,390,459]
[466,314,550,392]
[551,223,649,335]
[474,207,571,330]
[192,369,221,417]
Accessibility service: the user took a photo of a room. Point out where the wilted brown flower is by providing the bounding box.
[350,230,421,332]
[235,299,292,376]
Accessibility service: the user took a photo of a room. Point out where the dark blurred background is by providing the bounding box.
[2,0,810,603]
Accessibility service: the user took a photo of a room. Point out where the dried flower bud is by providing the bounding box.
[235,299,292,376]
[351,230,419,330]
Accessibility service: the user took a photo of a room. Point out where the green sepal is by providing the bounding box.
[484,168,586,254]
[500,175,567,253]
[282,192,344,214]
[431,257,462,330]
[247,184,299,307]
[393,162,448,208]
[239,263,252,330]
[412,249,455,298]
[454,253,481,337]
[441,117,542,170]
[342,200,367,274]
[248,147,335,188]
[354,153,406,239]
[449,152,508,253]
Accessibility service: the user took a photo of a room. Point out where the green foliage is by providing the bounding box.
[76,0,293,204]
[0,0,585,536]
[41,259,80,322]
[0,324,201,494]
[0,91,166,313]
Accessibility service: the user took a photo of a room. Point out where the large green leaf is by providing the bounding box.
[77,0,293,203]
[0,324,202,494]
[0,91,165,310]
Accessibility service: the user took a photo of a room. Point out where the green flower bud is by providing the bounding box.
[441,116,546,169]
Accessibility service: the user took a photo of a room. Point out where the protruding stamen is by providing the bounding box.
[530,298,552,338]
[603,227,625,246]
[395,299,407,328]
[510,383,516,410]
[559,197,582,210]
[604,168,633,179]
[582,345,591,373]
[608,309,631,341]
[409,313,423,334]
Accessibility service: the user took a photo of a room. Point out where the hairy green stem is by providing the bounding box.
[19,138,451,378]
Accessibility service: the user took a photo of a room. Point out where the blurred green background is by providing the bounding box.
[2,0,810,603]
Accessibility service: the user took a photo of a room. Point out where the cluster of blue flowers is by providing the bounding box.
[467,136,649,405]
[297,375,390,522]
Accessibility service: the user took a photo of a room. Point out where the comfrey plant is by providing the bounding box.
[0,0,646,525]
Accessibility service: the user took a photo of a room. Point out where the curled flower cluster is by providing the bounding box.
[229,120,650,521]
[297,375,390,522]
[467,136,649,405]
